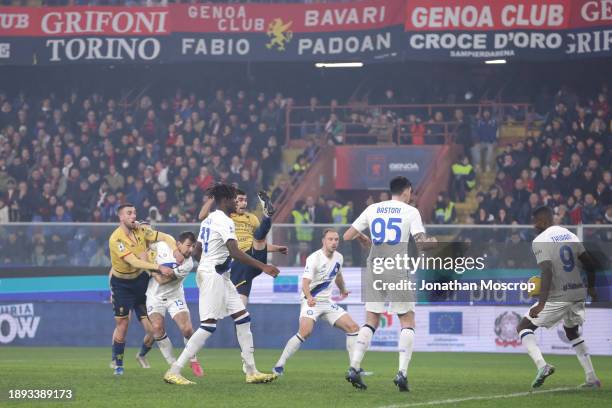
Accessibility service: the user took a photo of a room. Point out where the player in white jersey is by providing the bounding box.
[145,231,203,377]
[272,229,360,376]
[164,184,280,385]
[343,176,436,391]
[517,206,600,389]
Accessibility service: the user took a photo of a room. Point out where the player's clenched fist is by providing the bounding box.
[262,264,280,278]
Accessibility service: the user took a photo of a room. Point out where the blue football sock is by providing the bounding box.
[113,341,125,367]
[139,343,152,357]
[253,216,272,240]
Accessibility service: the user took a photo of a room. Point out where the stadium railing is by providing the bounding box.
[284,102,532,145]
[0,222,607,269]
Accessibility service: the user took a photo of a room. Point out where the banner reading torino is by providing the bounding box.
[0,0,610,65]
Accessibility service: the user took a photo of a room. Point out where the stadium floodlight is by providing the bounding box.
[315,62,364,68]
[484,59,507,64]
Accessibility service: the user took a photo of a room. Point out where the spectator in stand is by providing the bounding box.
[474,207,494,225]
[512,178,530,207]
[450,155,475,202]
[0,198,8,223]
[325,113,345,145]
[432,192,456,224]
[329,199,352,225]
[471,110,498,171]
[518,193,540,224]
[290,155,309,177]
[300,97,322,138]
[453,108,472,154]
[582,193,602,223]
[494,169,515,196]
[426,111,445,144]
[291,200,312,265]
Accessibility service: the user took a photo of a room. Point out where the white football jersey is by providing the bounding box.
[197,209,237,272]
[532,225,586,302]
[303,249,343,301]
[351,199,425,244]
[146,241,194,299]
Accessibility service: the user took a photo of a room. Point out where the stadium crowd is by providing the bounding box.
[447,85,610,227]
[0,88,288,224]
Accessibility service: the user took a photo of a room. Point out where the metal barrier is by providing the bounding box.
[0,222,608,269]
[284,102,532,145]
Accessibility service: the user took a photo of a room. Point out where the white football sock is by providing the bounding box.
[184,337,198,363]
[350,325,375,370]
[275,334,304,368]
[519,329,546,369]
[571,337,597,381]
[170,324,215,374]
[235,314,257,375]
[345,332,358,363]
[155,334,176,365]
[398,327,415,376]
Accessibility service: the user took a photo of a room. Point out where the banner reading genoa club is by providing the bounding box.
[404,0,612,60]
[0,0,610,65]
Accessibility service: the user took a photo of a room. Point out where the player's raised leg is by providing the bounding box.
[174,310,204,377]
[517,318,554,388]
[274,317,315,375]
[395,310,416,392]
[564,324,600,388]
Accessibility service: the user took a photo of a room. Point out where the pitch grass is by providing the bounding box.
[0,348,610,408]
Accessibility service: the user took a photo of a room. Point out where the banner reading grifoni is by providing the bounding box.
[0,0,609,65]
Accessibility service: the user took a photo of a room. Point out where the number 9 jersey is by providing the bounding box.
[351,199,425,245]
[532,225,586,302]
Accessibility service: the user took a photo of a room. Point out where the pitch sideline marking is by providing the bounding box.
[377,386,577,408]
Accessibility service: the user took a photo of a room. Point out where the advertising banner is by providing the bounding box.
[0,1,610,65]
[335,145,442,190]
[348,305,612,355]
[403,0,612,60]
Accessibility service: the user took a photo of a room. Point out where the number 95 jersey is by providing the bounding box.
[351,199,425,244]
[532,225,586,302]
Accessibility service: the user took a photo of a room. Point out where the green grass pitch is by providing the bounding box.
[0,347,610,408]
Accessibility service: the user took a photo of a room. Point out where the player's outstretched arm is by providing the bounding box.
[227,239,279,277]
[198,196,215,221]
[122,253,173,277]
[343,226,371,249]
[413,232,438,251]
[267,243,288,255]
[302,277,315,306]
[152,272,176,284]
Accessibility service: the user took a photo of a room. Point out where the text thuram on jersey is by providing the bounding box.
[372,279,535,292]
